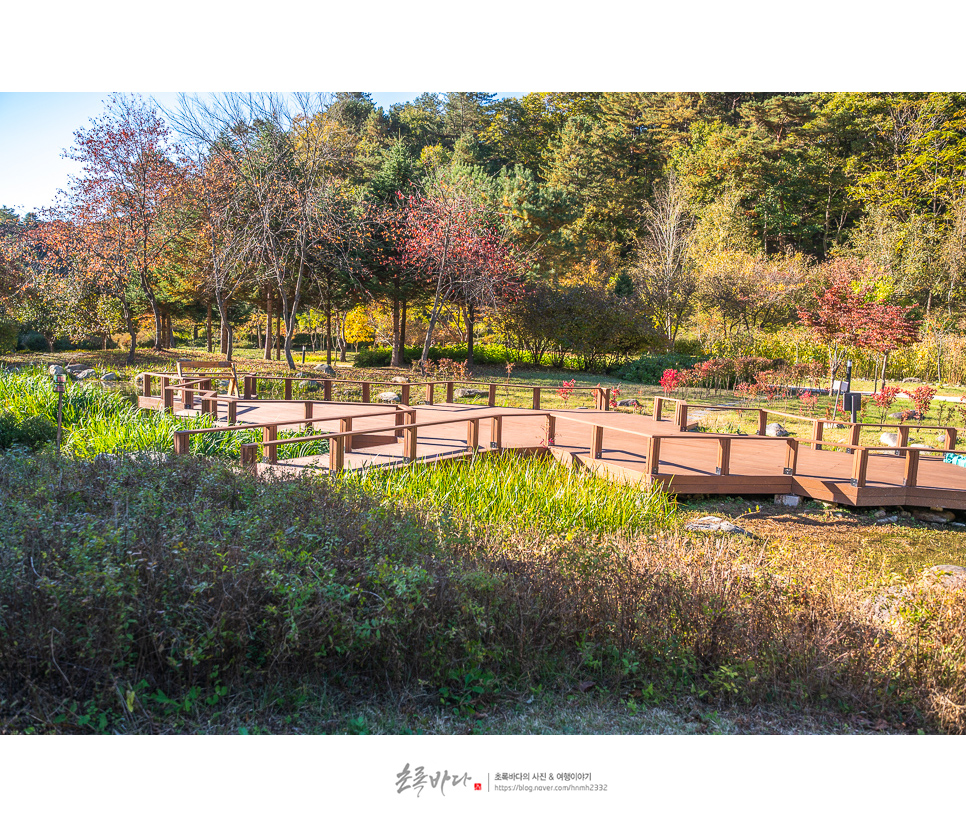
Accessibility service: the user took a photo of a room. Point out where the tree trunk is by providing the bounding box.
[466,302,475,367]
[263,289,273,360]
[206,301,213,353]
[325,298,333,365]
[391,295,402,367]
[167,316,176,349]
[275,302,282,362]
[215,290,234,362]
[338,311,347,362]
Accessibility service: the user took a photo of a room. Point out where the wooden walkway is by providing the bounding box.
[140,387,966,511]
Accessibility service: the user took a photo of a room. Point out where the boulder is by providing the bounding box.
[378,391,402,403]
[101,371,119,381]
[774,494,801,507]
[765,422,790,437]
[75,369,99,380]
[684,515,751,536]
[923,564,966,589]
[912,509,955,524]
[390,376,409,384]
[902,377,922,384]
[617,398,640,408]
[299,380,321,392]
[316,364,336,377]
[456,388,489,398]
[48,364,66,376]
[66,363,90,373]
[880,432,899,448]
[874,515,899,525]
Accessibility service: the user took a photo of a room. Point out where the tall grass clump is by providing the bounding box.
[341,451,674,535]
[0,366,326,461]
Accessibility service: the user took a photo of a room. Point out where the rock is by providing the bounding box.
[923,565,966,589]
[378,391,401,403]
[909,443,933,451]
[101,372,119,381]
[912,509,955,524]
[880,432,899,448]
[889,409,920,421]
[774,494,801,507]
[299,380,321,392]
[875,515,899,525]
[48,364,66,376]
[75,369,99,380]
[390,376,409,384]
[902,377,922,384]
[874,508,889,518]
[765,422,790,437]
[456,388,488,398]
[684,515,751,536]
[66,363,90,373]
[617,398,640,407]
[312,363,336,376]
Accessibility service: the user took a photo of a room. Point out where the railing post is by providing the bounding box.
[784,438,798,476]
[401,383,410,407]
[488,384,496,408]
[653,397,664,421]
[490,415,503,450]
[262,425,278,464]
[467,418,479,450]
[340,416,353,452]
[716,437,731,476]
[304,400,314,427]
[143,373,153,398]
[395,409,405,439]
[590,424,604,459]
[851,447,869,488]
[227,400,237,424]
[545,414,555,447]
[446,381,454,404]
[903,449,920,488]
[532,387,541,410]
[329,437,345,472]
[284,378,292,400]
[757,410,767,436]
[603,388,611,411]
[812,420,824,452]
[647,436,662,477]
[898,425,910,457]
[163,386,175,413]
[361,382,370,404]
[405,425,418,461]
[241,444,258,470]
[184,382,195,410]
[323,379,332,401]
[425,382,434,405]
[946,427,958,451]
[172,430,190,455]
[848,423,861,454]
[676,403,689,432]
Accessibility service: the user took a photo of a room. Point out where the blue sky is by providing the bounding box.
[0,92,524,215]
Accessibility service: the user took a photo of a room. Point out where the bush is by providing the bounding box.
[0,411,57,450]
[615,353,702,384]
[354,344,512,368]
[17,331,49,352]
[0,320,18,354]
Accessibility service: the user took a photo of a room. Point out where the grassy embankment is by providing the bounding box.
[2,356,966,734]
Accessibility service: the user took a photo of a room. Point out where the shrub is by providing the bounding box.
[17,331,49,352]
[355,344,511,368]
[0,411,57,450]
[615,353,701,384]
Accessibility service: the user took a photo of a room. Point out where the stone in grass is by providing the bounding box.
[66,363,90,373]
[390,376,409,384]
[75,368,99,380]
[765,422,790,437]
[773,493,800,507]
[48,364,66,376]
[912,509,955,524]
[101,371,119,381]
[379,391,402,403]
[881,432,900,448]
[684,515,752,536]
[456,388,489,398]
[923,564,966,589]
[617,398,640,407]
[299,380,321,392]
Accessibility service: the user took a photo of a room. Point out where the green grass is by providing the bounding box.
[340,450,674,536]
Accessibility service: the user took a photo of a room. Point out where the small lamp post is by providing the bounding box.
[302,345,307,364]
[52,372,67,454]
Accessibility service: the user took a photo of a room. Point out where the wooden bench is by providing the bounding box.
[176,360,240,404]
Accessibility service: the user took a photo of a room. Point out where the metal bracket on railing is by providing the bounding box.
[783,467,794,475]
[715,466,722,475]
[850,478,858,487]
[490,442,498,450]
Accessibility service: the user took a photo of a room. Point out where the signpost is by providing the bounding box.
[52,372,66,454]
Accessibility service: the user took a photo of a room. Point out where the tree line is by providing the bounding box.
[2,91,965,373]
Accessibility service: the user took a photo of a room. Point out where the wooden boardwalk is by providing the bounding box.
[141,386,966,511]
